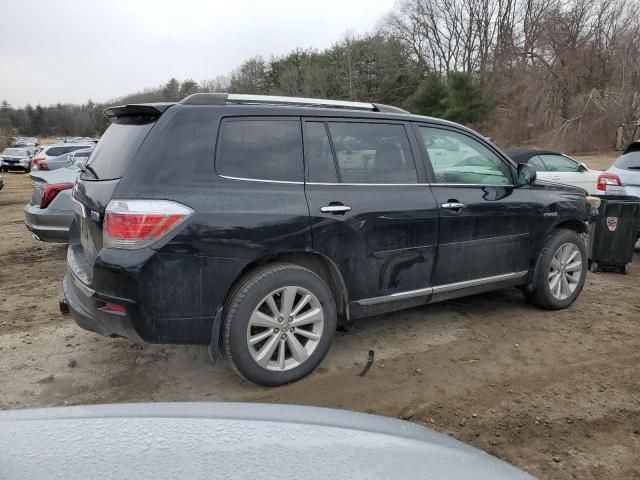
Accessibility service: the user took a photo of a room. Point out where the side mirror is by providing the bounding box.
[517,163,537,186]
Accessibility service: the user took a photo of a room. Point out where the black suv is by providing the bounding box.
[64,93,593,385]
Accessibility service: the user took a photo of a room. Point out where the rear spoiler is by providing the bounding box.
[103,103,174,119]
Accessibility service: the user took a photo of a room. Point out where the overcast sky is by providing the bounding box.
[0,0,395,107]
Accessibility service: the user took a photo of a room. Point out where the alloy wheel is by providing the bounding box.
[548,242,583,300]
[246,286,324,371]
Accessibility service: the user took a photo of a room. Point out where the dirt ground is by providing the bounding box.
[1,153,639,479]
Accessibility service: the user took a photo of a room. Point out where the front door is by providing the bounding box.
[414,125,539,286]
[303,119,439,309]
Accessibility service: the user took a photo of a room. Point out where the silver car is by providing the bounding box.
[31,142,94,171]
[0,147,33,172]
[0,402,532,480]
[599,142,640,198]
[24,154,87,242]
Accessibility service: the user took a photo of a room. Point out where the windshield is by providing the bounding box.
[2,148,29,157]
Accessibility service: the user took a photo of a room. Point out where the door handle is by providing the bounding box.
[320,204,352,214]
[441,202,466,210]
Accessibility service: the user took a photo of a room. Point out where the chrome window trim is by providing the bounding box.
[354,271,528,306]
[306,182,426,187]
[430,183,515,188]
[219,174,304,185]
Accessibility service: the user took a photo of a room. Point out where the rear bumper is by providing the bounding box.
[63,273,144,343]
[24,203,72,243]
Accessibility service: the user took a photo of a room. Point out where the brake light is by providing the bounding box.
[597,173,621,191]
[103,200,193,249]
[38,161,49,170]
[40,183,73,209]
[32,156,45,165]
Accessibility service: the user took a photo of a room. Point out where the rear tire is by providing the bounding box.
[223,263,337,386]
[523,229,587,310]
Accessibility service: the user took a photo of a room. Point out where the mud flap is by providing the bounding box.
[207,307,224,363]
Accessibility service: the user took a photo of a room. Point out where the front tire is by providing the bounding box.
[223,263,337,386]
[524,229,587,310]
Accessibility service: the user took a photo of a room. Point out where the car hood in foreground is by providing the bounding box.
[0,402,532,480]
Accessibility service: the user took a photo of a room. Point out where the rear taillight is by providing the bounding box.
[596,173,621,191]
[38,161,49,170]
[40,183,73,209]
[103,200,193,249]
[32,156,45,165]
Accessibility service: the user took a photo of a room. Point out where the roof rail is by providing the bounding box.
[180,93,409,114]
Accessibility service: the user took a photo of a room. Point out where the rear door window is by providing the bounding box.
[217,118,303,182]
[86,118,155,180]
[325,122,417,184]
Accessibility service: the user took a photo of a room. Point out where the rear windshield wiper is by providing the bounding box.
[79,163,99,180]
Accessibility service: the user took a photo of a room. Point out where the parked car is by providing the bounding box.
[505,148,601,194]
[31,142,94,171]
[0,147,33,172]
[24,155,86,242]
[597,141,640,198]
[63,93,594,386]
[67,148,93,166]
[0,403,532,480]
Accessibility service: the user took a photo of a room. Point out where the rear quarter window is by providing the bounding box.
[86,117,155,180]
[216,118,303,182]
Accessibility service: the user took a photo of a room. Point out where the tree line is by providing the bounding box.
[2,0,639,152]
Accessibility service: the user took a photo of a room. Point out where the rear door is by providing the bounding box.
[414,124,538,286]
[303,119,439,309]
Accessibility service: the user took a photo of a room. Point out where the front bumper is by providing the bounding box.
[63,273,143,343]
[1,162,30,171]
[24,203,72,242]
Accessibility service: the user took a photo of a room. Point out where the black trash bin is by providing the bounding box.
[589,195,640,273]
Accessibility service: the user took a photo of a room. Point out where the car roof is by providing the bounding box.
[44,143,94,149]
[504,148,564,163]
[106,94,480,137]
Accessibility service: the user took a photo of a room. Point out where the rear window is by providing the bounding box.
[216,119,303,182]
[614,152,640,170]
[46,146,87,156]
[86,118,155,180]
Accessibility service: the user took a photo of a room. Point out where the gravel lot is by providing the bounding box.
[1,153,639,479]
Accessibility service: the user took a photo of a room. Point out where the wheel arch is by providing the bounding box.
[227,251,349,324]
[552,218,589,235]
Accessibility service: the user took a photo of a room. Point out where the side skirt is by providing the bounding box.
[349,271,529,319]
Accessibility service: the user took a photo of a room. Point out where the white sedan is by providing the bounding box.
[506,148,601,194]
